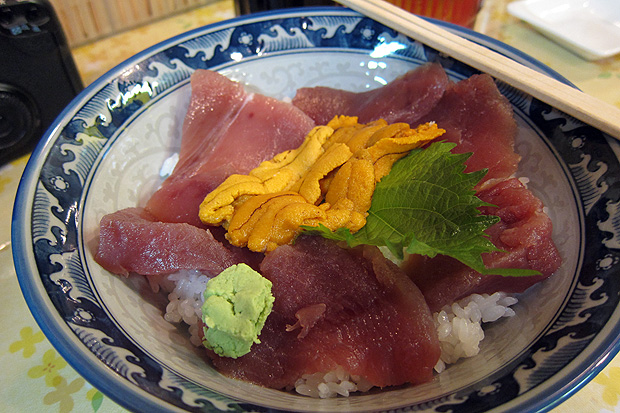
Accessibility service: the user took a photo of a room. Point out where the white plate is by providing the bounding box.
[508,0,620,60]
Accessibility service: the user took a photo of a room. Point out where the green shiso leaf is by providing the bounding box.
[302,141,538,277]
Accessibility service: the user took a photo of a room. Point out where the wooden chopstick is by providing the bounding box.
[336,0,620,139]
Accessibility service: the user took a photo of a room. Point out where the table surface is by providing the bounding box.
[2,0,619,411]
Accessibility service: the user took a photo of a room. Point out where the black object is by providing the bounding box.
[0,0,83,166]
[235,0,335,15]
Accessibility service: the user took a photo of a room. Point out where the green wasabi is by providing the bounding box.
[201,263,274,358]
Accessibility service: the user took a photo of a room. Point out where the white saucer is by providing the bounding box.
[508,0,620,60]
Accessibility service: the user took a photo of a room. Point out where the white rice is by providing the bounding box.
[156,271,518,398]
[433,292,518,373]
[293,366,374,398]
[158,270,210,347]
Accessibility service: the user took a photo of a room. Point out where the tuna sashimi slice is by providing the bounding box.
[208,236,441,390]
[418,74,521,187]
[404,178,562,312]
[292,63,449,126]
[145,70,315,226]
[94,208,251,277]
[144,169,230,228]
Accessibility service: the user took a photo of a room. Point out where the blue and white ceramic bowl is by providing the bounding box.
[12,7,620,412]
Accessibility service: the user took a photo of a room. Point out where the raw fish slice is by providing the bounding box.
[144,167,232,226]
[404,178,561,312]
[417,74,521,187]
[292,63,449,126]
[145,70,315,226]
[209,236,441,390]
[94,207,254,276]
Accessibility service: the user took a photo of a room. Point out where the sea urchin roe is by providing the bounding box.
[227,192,366,252]
[199,116,444,252]
[199,125,334,225]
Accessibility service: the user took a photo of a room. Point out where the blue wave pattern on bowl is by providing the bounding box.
[22,8,620,413]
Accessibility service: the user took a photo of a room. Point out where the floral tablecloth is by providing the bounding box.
[1,0,619,411]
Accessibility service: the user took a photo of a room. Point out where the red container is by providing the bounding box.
[384,0,482,27]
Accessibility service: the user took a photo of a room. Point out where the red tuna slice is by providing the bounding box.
[291,63,449,126]
[209,236,440,390]
[404,178,562,312]
[144,167,231,227]
[145,70,315,226]
[94,207,254,277]
[418,74,521,187]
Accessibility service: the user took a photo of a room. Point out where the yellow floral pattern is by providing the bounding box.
[9,326,45,358]
[7,326,119,412]
[28,349,68,386]
[594,367,620,407]
[43,377,86,413]
[0,174,9,194]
